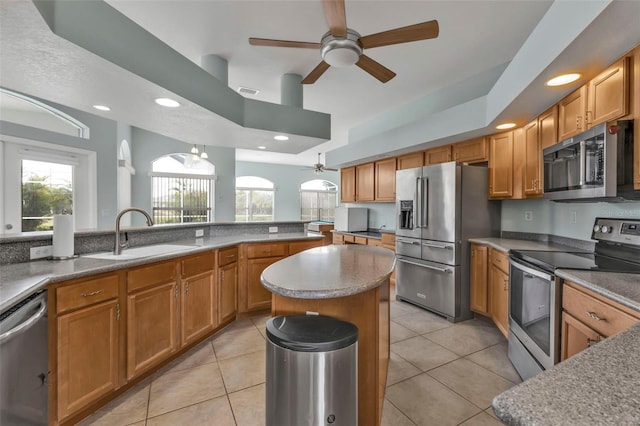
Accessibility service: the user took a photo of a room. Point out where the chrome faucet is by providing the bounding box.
[114,208,154,255]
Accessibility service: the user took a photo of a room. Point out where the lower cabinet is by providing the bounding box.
[469,244,509,337]
[218,262,238,324]
[560,311,602,361]
[180,271,216,347]
[246,256,284,311]
[489,262,509,338]
[469,244,489,315]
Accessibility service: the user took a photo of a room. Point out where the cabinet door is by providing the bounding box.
[538,105,558,149]
[488,131,514,199]
[560,311,602,361]
[453,137,488,163]
[127,282,178,379]
[558,86,587,140]
[340,167,356,203]
[424,145,452,165]
[490,264,509,338]
[587,58,629,127]
[397,152,424,170]
[57,299,120,421]
[181,271,215,347]
[523,119,542,197]
[332,232,345,245]
[246,256,284,311]
[218,262,237,324]
[356,162,375,201]
[374,157,396,201]
[634,47,640,190]
[469,244,489,316]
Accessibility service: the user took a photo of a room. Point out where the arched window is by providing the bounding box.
[150,154,216,224]
[235,176,275,222]
[300,179,338,221]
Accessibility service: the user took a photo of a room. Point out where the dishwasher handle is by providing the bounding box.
[0,299,47,345]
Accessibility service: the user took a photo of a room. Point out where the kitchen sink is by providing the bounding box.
[83,244,196,260]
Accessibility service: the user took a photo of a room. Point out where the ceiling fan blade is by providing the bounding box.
[359,20,439,49]
[356,55,396,83]
[324,168,338,172]
[302,61,331,84]
[322,0,347,37]
[249,38,321,49]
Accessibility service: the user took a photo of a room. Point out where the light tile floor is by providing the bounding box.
[79,292,522,426]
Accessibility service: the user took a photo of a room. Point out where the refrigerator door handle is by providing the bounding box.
[416,177,422,228]
[422,177,429,228]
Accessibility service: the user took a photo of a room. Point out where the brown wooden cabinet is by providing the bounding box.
[332,232,345,245]
[558,86,587,140]
[356,162,375,202]
[218,260,237,325]
[289,239,324,255]
[488,131,514,199]
[489,249,509,338]
[246,256,284,311]
[453,137,488,163]
[397,151,424,170]
[374,157,396,201]
[180,270,215,347]
[633,46,640,190]
[523,119,542,197]
[586,58,629,127]
[340,166,356,203]
[561,280,640,361]
[424,145,452,165]
[54,273,121,423]
[538,105,558,149]
[469,244,489,316]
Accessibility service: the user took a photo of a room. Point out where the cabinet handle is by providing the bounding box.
[586,311,605,321]
[175,284,178,299]
[576,116,582,130]
[221,270,225,281]
[82,289,103,297]
[586,110,593,126]
[185,282,189,295]
[116,303,120,321]
[503,279,508,291]
[225,254,235,258]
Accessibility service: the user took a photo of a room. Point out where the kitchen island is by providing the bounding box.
[261,244,396,426]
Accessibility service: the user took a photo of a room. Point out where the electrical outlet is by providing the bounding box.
[269,226,278,233]
[571,211,577,224]
[524,211,533,221]
[195,229,204,237]
[30,245,53,260]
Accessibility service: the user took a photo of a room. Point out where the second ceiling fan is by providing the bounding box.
[249,0,439,84]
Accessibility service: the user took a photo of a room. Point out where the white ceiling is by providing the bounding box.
[0,1,637,168]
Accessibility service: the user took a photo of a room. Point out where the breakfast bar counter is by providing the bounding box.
[261,245,396,426]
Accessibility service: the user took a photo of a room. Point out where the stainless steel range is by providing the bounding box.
[508,217,640,380]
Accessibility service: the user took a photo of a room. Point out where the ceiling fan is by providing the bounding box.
[249,0,439,84]
[304,153,338,174]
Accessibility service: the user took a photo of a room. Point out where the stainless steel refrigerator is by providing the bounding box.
[395,162,500,322]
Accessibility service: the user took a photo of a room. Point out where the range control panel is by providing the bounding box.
[592,218,640,247]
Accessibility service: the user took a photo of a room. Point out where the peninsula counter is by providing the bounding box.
[261,245,396,426]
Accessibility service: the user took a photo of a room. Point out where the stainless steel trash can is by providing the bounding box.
[266,314,358,426]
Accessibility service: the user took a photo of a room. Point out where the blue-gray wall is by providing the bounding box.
[130,128,236,225]
[235,161,340,221]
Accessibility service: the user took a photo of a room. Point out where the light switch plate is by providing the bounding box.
[269,226,278,233]
[30,245,53,260]
[195,229,204,237]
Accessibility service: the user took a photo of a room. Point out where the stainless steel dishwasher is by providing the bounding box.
[0,290,48,425]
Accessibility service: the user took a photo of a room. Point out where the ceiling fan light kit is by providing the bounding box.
[321,29,362,67]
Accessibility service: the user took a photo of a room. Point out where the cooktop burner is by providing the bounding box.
[511,250,640,274]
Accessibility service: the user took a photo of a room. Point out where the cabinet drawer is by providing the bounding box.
[127,261,176,293]
[343,234,355,243]
[354,236,368,245]
[56,274,119,314]
[490,249,509,274]
[218,246,238,266]
[332,233,344,244]
[181,252,214,277]
[247,243,288,259]
[381,233,395,246]
[367,238,382,247]
[288,239,323,255]
[563,283,639,338]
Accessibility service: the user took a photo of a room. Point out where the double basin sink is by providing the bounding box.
[83,244,196,261]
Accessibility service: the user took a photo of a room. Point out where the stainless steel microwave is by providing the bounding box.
[543,120,638,201]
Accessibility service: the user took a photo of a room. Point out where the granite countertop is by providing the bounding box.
[0,232,323,314]
[261,245,396,299]
[475,237,640,425]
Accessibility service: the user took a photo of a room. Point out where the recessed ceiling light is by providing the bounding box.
[546,73,581,87]
[274,135,289,141]
[258,146,267,150]
[496,122,517,130]
[155,97,180,107]
[93,105,111,111]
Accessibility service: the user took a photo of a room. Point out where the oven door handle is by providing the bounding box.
[0,298,47,345]
[397,257,452,273]
[509,258,553,281]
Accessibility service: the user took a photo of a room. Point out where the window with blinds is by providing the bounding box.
[300,179,338,221]
[151,154,216,224]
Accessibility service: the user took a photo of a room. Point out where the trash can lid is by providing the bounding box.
[266,315,358,352]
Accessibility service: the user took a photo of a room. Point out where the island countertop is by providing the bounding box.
[261,245,396,299]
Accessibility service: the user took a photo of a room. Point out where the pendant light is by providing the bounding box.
[190,144,199,154]
[200,145,208,159]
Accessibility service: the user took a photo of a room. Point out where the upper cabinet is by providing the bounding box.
[488,131,514,199]
[340,166,356,203]
[374,157,397,201]
[397,152,424,170]
[424,145,452,165]
[453,137,488,163]
[559,58,629,141]
[538,105,558,150]
[356,162,375,202]
[340,159,397,203]
[523,119,542,197]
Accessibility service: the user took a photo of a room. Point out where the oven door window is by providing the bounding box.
[510,264,551,357]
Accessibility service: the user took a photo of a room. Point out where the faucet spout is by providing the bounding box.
[114,208,154,255]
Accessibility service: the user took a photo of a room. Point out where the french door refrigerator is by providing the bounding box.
[395,162,500,322]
